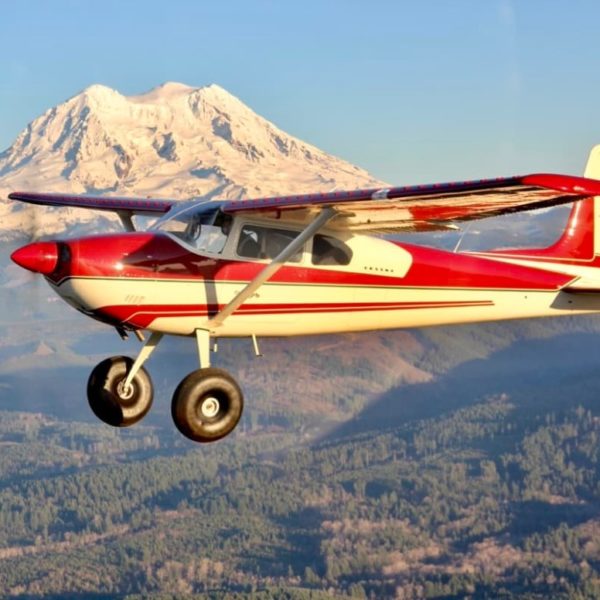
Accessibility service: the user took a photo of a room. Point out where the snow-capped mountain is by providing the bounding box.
[0,82,384,238]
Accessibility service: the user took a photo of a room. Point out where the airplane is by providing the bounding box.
[8,146,600,443]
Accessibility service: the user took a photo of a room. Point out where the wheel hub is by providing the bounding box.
[116,380,135,401]
[200,396,220,419]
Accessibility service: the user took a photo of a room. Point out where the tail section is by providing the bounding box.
[490,146,600,263]
[541,145,600,261]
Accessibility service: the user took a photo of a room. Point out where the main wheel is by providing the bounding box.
[87,356,154,427]
[171,368,244,443]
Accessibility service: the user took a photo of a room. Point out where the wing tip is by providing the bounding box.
[522,173,600,196]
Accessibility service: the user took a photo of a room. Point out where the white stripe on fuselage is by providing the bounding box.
[50,274,600,337]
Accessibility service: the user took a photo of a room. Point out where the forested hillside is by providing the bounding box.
[0,316,599,598]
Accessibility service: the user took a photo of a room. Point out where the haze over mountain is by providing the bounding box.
[0,82,383,238]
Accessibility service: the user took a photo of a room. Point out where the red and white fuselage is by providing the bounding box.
[22,198,600,340]
[12,147,600,343]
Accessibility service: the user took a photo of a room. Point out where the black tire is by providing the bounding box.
[171,368,244,443]
[87,356,153,427]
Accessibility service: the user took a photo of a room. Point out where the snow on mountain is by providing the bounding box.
[0,82,384,238]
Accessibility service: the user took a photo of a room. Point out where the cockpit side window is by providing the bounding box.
[237,224,303,262]
[312,235,352,266]
[191,221,230,254]
[153,204,232,255]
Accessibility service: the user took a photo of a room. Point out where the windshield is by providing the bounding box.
[152,202,231,254]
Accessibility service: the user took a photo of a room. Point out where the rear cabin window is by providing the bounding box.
[312,235,352,266]
[237,225,303,262]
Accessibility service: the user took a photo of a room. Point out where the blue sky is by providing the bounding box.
[1,0,599,184]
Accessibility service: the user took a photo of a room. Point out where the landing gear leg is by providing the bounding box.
[87,332,163,427]
[171,329,244,443]
[122,332,163,391]
[195,328,211,369]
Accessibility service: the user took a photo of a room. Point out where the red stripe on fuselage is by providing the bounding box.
[94,300,495,329]
[50,232,574,291]
[392,242,572,289]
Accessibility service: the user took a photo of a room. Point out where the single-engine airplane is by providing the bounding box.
[9,146,600,443]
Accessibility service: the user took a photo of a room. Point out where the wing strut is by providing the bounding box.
[209,207,336,328]
[118,211,136,232]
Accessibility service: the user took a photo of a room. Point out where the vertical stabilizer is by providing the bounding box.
[488,146,600,262]
[584,145,600,179]
[532,146,600,261]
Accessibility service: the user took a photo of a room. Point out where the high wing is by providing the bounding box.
[8,191,173,216]
[221,174,600,232]
[10,173,600,234]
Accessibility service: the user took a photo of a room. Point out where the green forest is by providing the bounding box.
[0,316,600,598]
[0,356,598,597]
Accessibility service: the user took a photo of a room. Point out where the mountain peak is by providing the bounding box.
[198,83,237,99]
[132,82,242,110]
[79,83,124,104]
[0,81,384,238]
[155,81,195,93]
[134,81,196,103]
[82,83,117,95]
[192,83,247,111]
